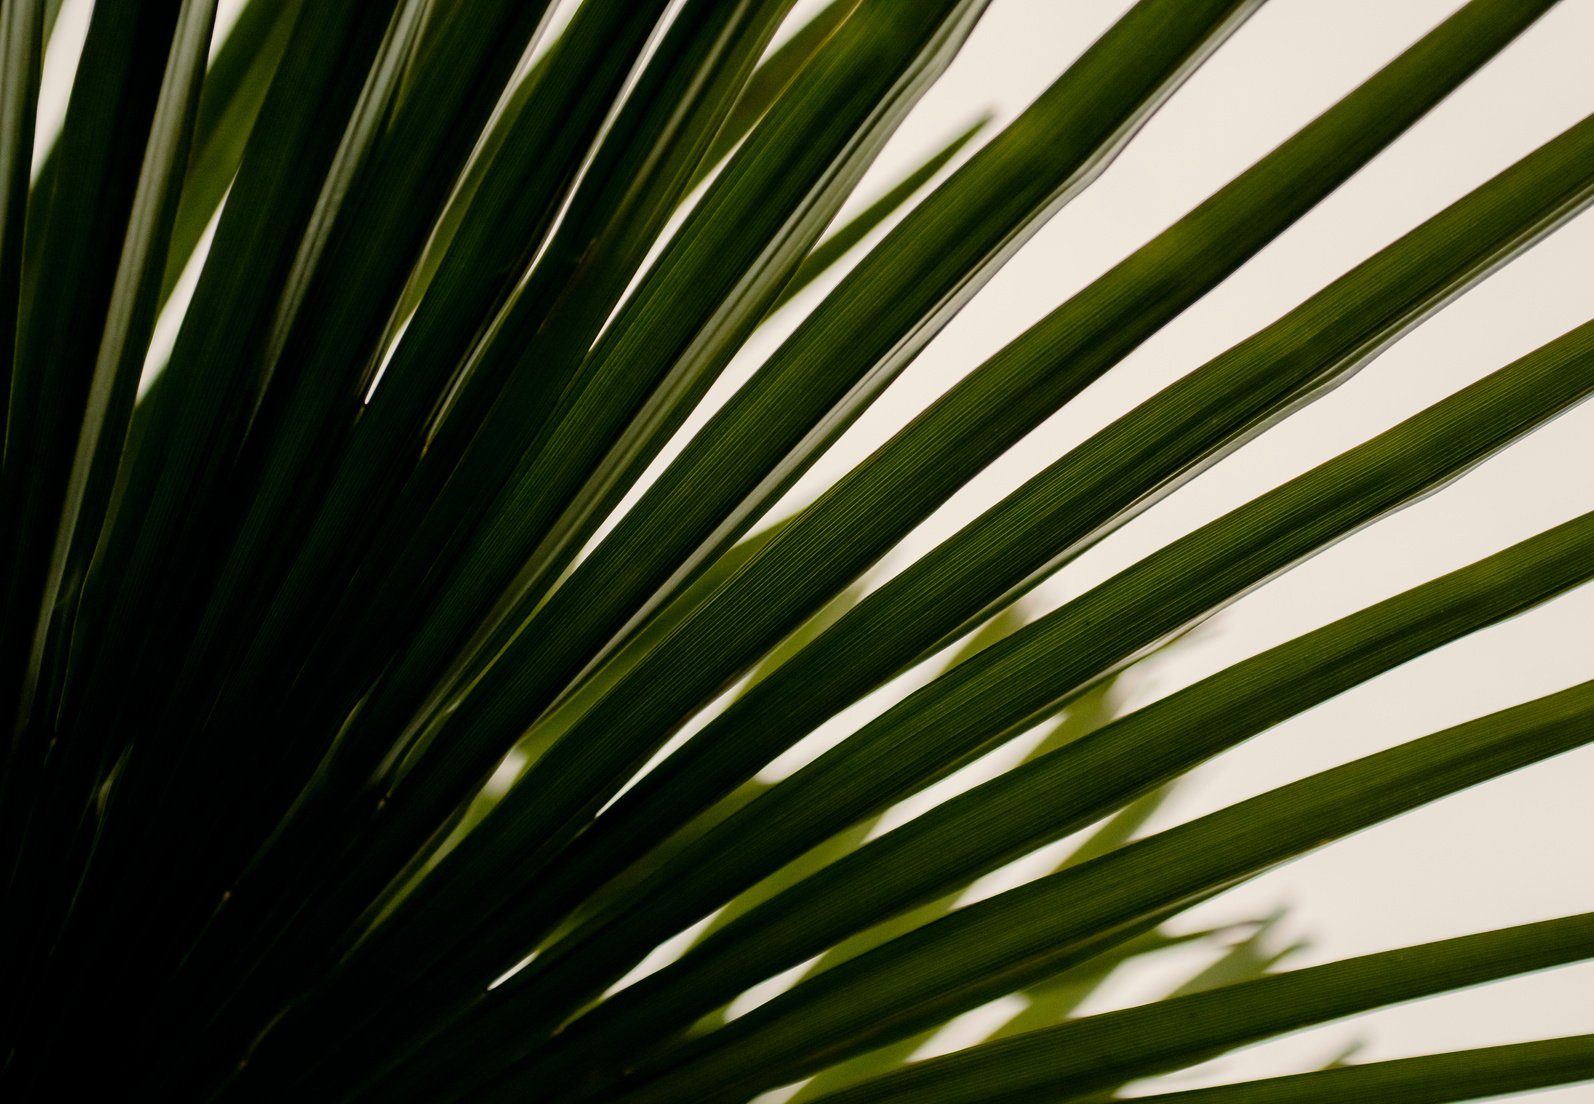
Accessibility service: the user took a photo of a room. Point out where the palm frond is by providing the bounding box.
[2,2,1591,1102]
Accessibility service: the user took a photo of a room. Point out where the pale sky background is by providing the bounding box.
[35,0,1594,1100]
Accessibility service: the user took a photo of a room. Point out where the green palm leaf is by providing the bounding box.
[2,2,1591,1103]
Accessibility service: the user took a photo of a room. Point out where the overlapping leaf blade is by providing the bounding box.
[0,0,41,463]
[1096,1036,1594,1104]
[156,0,304,306]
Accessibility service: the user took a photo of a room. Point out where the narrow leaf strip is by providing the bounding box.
[786,918,1213,1104]
[155,0,304,306]
[770,114,990,312]
[0,0,41,462]
[1081,1036,1594,1104]
[692,0,862,185]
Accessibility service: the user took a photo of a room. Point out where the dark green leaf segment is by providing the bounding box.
[1092,1036,1594,1104]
